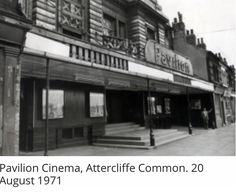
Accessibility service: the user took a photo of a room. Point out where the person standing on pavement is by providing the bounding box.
[201,108,212,129]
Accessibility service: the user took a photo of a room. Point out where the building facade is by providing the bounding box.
[207,52,235,127]
[2,0,233,154]
[172,12,236,129]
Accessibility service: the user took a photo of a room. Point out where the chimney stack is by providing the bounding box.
[200,38,204,44]
[197,38,201,45]
[174,18,177,23]
[223,58,228,65]
[186,29,196,46]
[172,12,185,38]
[197,37,206,49]
[178,12,183,22]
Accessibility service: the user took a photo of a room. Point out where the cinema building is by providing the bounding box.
[1,0,219,153]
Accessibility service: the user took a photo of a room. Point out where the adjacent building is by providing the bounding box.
[207,52,235,127]
[172,12,236,129]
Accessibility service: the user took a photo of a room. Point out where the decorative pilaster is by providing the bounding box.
[1,47,21,156]
[33,0,57,30]
[0,48,4,151]
[128,15,146,59]
[89,0,103,45]
[0,0,31,156]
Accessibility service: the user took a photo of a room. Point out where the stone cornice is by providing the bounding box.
[0,13,32,31]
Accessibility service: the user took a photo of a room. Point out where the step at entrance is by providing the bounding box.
[94,125,190,149]
[105,122,145,135]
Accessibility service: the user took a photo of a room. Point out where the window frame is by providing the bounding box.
[60,0,88,40]
[213,64,219,83]
[102,11,127,39]
[102,13,117,37]
[146,22,169,47]
[118,20,127,39]
[147,27,156,41]
[146,23,157,41]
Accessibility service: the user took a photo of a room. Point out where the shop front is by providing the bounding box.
[213,86,235,128]
[19,34,215,151]
[143,81,214,129]
[20,50,149,151]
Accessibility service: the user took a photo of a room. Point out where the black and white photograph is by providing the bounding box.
[0,0,235,155]
[1,1,236,193]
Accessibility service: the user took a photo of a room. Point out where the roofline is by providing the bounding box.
[128,0,169,23]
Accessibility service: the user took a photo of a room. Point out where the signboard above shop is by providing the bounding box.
[145,40,193,75]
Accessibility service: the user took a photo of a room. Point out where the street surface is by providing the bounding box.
[22,124,235,156]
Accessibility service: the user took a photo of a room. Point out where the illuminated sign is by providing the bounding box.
[145,41,193,75]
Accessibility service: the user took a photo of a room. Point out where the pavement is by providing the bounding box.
[21,124,235,156]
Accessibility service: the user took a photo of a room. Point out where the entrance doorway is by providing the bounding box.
[106,90,144,125]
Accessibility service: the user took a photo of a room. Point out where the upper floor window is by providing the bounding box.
[228,73,234,88]
[221,67,229,87]
[61,0,85,37]
[146,23,169,48]
[147,27,156,40]
[213,65,219,82]
[103,14,116,37]
[119,21,126,39]
[19,0,33,19]
[102,13,126,39]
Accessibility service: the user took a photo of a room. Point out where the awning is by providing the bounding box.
[22,48,214,94]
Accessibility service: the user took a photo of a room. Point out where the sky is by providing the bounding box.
[158,0,236,66]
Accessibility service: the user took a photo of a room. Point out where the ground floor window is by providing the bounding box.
[62,127,84,139]
[89,92,105,118]
[42,89,64,119]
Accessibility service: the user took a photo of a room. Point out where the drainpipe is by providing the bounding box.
[186,87,193,135]
[147,78,155,146]
[44,57,50,156]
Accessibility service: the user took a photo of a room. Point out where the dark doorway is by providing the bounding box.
[19,79,33,152]
[171,95,189,126]
[106,90,144,124]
